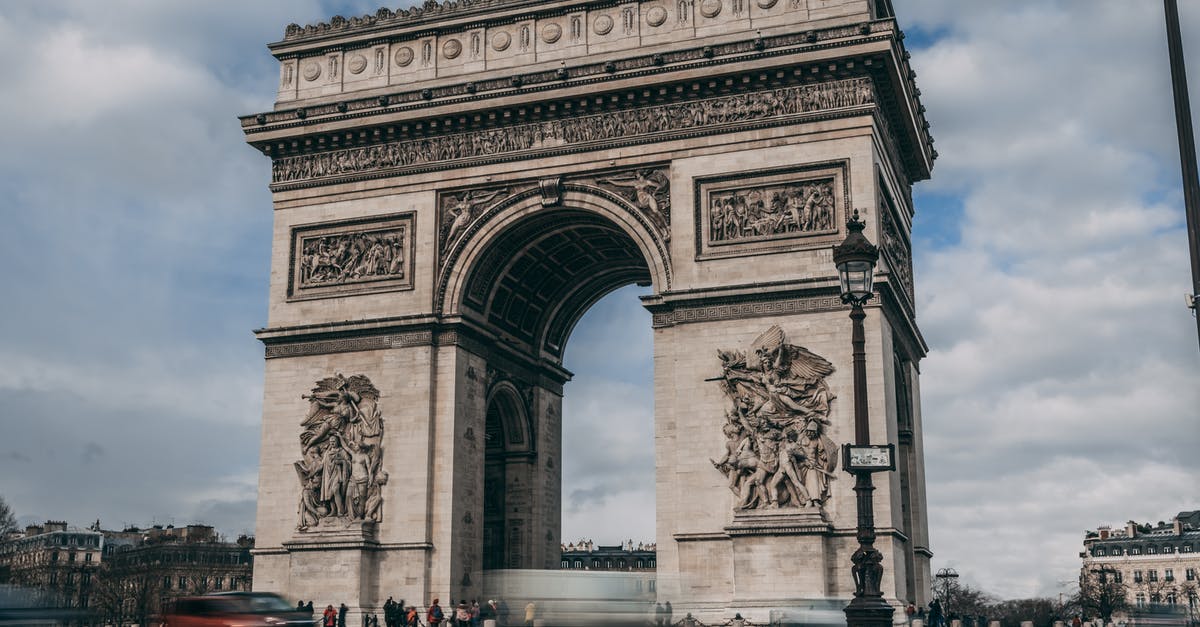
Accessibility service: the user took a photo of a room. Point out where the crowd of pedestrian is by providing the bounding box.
[295,596,517,627]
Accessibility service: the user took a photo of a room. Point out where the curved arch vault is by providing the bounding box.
[245,0,936,622]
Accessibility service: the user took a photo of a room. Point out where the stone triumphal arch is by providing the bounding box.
[242,0,934,621]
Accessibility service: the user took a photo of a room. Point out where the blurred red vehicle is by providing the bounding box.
[161,591,314,627]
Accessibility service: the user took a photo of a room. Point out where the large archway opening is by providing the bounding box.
[460,202,659,595]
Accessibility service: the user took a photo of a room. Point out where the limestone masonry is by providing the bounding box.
[241,0,934,623]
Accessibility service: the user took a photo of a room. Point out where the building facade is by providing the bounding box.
[0,521,102,611]
[0,520,254,624]
[1081,511,1200,620]
[560,540,657,571]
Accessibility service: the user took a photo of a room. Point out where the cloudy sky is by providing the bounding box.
[0,0,1197,602]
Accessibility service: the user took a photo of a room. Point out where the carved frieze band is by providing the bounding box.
[270,77,875,188]
[650,294,845,328]
[878,185,914,305]
[695,161,848,260]
[288,212,416,301]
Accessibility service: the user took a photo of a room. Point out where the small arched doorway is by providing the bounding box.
[483,385,533,570]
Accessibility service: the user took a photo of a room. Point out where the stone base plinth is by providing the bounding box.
[724,506,831,536]
[283,519,380,551]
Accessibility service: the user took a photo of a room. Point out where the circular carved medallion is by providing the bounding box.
[646,6,668,26]
[541,22,562,43]
[492,30,512,51]
[442,38,462,59]
[757,0,779,7]
[394,46,414,67]
[347,54,368,74]
[301,62,321,81]
[700,0,723,18]
[593,14,614,35]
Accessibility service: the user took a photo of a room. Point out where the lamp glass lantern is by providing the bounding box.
[832,209,879,304]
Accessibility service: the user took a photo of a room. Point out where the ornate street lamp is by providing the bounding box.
[935,567,960,619]
[834,210,895,627]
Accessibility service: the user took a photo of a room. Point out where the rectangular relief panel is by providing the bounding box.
[694,160,848,260]
[288,212,416,301]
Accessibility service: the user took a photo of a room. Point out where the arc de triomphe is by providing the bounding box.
[241,0,934,621]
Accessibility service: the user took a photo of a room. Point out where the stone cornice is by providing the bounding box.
[643,280,848,328]
[256,315,572,389]
[274,0,584,47]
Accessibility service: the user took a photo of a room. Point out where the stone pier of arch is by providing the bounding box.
[241,0,936,623]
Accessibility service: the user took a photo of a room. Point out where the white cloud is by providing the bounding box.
[898,0,1200,599]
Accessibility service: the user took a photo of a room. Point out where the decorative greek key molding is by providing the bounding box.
[288,212,415,301]
[651,294,845,328]
[270,77,874,187]
[264,331,434,359]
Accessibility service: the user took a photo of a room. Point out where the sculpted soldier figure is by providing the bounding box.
[295,374,387,530]
[710,326,839,511]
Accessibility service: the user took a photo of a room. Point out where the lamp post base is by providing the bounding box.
[844,599,895,627]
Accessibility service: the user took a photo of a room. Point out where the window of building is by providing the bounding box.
[605,559,613,569]
[51,551,59,562]
[1167,593,1177,605]
[1134,571,1144,583]
[1189,592,1197,610]
[1114,571,1123,583]
[1136,593,1146,607]
[1151,594,1161,604]
[49,573,57,585]
[1095,549,1106,556]
[66,573,74,585]
[1166,569,1174,582]
[81,573,89,586]
[561,560,569,569]
[215,577,223,590]
[1164,545,1174,553]
[68,552,76,562]
[649,580,656,593]
[1187,568,1196,581]
[574,560,582,569]
[1184,544,1194,552]
[618,559,627,569]
[592,559,600,569]
[230,577,239,590]
[1147,546,1157,554]
[649,559,656,568]
[1149,570,1159,582]
[179,576,186,589]
[1111,548,1122,555]
[1131,547,1141,555]
[84,553,92,563]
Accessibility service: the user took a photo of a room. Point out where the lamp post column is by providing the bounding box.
[834,210,893,627]
[845,302,892,627]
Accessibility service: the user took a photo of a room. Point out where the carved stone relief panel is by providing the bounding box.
[294,374,386,531]
[694,161,848,260]
[288,212,415,301]
[878,186,914,304]
[439,186,522,257]
[710,325,839,512]
[436,166,672,260]
[575,168,671,242]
